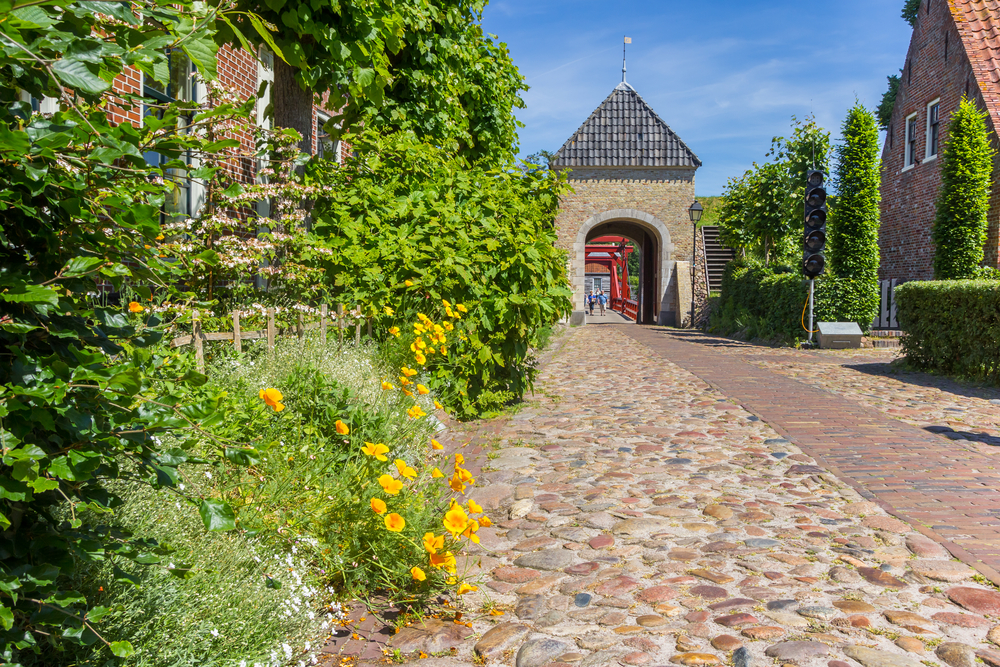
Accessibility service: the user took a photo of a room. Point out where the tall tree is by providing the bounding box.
[932,98,996,279]
[226,0,525,165]
[829,103,881,324]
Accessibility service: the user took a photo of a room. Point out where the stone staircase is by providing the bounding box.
[701,225,735,294]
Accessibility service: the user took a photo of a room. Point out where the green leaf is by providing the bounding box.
[2,284,59,307]
[62,256,104,278]
[247,13,286,62]
[0,605,12,631]
[181,36,219,81]
[111,641,135,657]
[198,499,236,531]
[27,477,59,493]
[51,59,111,96]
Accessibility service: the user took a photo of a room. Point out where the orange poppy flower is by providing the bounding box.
[378,474,403,495]
[335,420,349,435]
[384,513,405,532]
[128,302,144,313]
[370,498,387,514]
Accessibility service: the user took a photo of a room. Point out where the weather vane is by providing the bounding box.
[623,36,631,83]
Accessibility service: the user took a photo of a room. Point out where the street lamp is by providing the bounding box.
[688,201,703,328]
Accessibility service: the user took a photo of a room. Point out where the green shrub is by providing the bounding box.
[895,280,1000,381]
[828,103,881,328]
[933,98,996,279]
[711,261,876,343]
[310,130,573,419]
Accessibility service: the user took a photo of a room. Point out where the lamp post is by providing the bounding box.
[688,201,703,328]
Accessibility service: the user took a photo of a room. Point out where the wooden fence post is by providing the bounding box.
[192,309,204,372]
[367,317,372,339]
[320,304,328,343]
[232,310,242,354]
[297,312,304,339]
[354,310,361,346]
[337,304,344,344]
[266,308,276,355]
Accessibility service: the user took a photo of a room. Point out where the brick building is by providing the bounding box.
[879,0,1000,280]
[94,47,344,222]
[551,80,702,326]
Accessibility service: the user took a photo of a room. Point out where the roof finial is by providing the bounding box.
[623,36,631,83]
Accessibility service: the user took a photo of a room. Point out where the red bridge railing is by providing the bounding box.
[610,297,638,321]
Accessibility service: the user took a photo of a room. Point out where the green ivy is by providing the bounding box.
[828,103,881,329]
[877,74,900,130]
[901,0,921,27]
[932,97,996,279]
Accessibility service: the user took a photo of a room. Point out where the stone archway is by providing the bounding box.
[573,208,678,325]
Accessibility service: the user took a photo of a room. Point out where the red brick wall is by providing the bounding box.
[879,0,1000,280]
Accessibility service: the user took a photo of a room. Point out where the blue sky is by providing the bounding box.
[481,0,914,196]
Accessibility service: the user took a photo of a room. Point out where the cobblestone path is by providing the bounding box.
[348,324,1000,667]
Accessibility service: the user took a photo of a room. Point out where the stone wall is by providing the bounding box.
[555,166,699,324]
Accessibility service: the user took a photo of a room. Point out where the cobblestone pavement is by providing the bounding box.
[367,324,1000,667]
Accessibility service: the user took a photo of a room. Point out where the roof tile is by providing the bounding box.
[551,82,701,169]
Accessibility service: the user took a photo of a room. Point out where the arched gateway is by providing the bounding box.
[551,80,701,325]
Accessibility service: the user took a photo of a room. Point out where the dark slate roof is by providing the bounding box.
[552,82,701,169]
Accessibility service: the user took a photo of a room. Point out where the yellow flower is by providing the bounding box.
[384,513,405,532]
[395,459,417,481]
[384,306,394,316]
[479,515,492,527]
[417,312,430,322]
[381,381,394,391]
[388,326,400,337]
[455,304,468,313]
[402,367,418,377]
[370,498,387,514]
[443,505,468,536]
[155,234,165,240]
[467,499,483,514]
[431,439,444,450]
[434,400,443,410]
[405,280,414,287]
[413,323,425,334]
[259,388,285,412]
[378,474,403,495]
[417,384,430,395]
[449,473,465,494]
[457,583,477,595]
[462,519,480,544]
[361,442,389,461]
[414,352,427,365]
[429,551,456,573]
[411,566,426,582]
[456,466,475,484]
[128,301,145,313]
[443,321,454,332]
[335,420,350,435]
[402,388,413,397]
[416,338,426,350]
[454,453,464,465]
[442,299,452,308]
[432,467,444,478]
[423,532,444,554]
[399,376,412,386]
[440,346,447,356]
[407,405,427,419]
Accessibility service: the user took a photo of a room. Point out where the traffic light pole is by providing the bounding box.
[808,278,815,345]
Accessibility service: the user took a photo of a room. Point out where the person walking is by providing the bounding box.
[598,290,607,316]
[587,292,595,316]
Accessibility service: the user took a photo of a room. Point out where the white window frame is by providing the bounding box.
[315,110,341,163]
[904,112,918,171]
[925,98,941,161]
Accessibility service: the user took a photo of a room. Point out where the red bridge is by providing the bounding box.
[585,236,638,321]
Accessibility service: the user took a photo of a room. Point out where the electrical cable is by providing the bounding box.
[801,292,818,334]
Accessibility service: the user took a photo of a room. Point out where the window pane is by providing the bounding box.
[145,51,193,102]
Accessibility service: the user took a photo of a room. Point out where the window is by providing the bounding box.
[905,113,918,169]
[889,124,894,149]
[316,111,341,162]
[143,50,195,220]
[926,99,940,159]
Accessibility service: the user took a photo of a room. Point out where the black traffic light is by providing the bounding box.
[803,169,827,278]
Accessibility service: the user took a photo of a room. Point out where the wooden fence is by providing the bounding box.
[170,305,371,371]
[871,279,900,330]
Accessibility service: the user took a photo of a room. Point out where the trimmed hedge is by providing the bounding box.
[710,260,877,344]
[895,280,1000,381]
